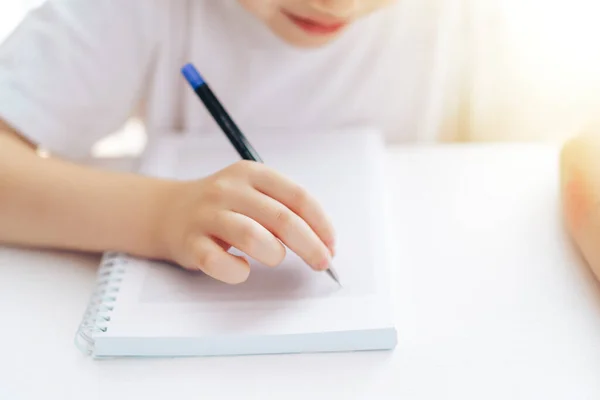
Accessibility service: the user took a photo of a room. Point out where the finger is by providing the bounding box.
[576,209,600,282]
[244,162,336,254]
[560,132,600,279]
[205,210,287,268]
[229,188,332,271]
[561,132,600,233]
[188,236,250,285]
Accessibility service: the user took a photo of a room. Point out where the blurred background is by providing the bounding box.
[0,0,146,157]
[2,0,600,155]
[0,0,44,41]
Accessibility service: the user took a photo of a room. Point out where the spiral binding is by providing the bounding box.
[74,251,128,356]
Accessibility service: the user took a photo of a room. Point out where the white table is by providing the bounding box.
[2,143,600,400]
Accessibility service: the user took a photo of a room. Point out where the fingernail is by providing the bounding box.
[314,257,331,271]
[325,239,336,257]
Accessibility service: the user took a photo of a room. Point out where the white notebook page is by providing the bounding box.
[101,129,394,339]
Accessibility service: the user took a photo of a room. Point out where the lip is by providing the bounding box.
[282,11,347,35]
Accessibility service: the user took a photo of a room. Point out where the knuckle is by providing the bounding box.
[185,239,207,271]
[206,178,231,203]
[273,208,295,233]
[193,243,220,276]
[234,159,262,176]
[199,249,220,271]
[239,224,261,253]
[245,161,269,182]
[290,185,310,211]
[195,248,209,269]
[210,210,228,227]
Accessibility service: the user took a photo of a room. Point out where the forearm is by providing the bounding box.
[560,131,600,277]
[0,129,176,259]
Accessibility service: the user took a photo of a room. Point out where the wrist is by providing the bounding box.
[121,177,183,262]
[150,179,193,263]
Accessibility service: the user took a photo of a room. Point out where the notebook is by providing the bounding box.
[74,128,397,358]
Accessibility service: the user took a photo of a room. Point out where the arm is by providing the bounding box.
[0,2,334,283]
[0,1,173,257]
[560,131,600,278]
[0,119,176,259]
[0,120,336,284]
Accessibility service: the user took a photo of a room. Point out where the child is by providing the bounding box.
[0,0,598,284]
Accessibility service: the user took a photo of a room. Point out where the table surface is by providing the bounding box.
[2,143,600,400]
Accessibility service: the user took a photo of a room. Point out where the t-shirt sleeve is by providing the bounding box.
[0,0,156,159]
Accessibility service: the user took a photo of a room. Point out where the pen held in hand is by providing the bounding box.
[181,63,342,287]
[181,64,262,162]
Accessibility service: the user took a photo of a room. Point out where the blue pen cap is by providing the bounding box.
[181,63,205,89]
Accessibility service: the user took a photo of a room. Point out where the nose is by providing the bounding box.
[309,0,358,18]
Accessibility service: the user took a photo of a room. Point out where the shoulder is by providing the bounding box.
[19,0,178,37]
[0,0,187,159]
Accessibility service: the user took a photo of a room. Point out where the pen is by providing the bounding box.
[181,63,342,287]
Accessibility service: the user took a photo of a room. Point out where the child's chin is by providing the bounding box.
[270,26,346,49]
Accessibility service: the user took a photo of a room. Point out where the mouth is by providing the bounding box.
[282,10,347,35]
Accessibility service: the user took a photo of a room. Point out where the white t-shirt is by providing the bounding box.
[0,0,465,159]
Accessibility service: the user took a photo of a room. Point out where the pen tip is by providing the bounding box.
[326,268,342,288]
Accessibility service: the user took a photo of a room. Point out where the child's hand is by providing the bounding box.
[561,131,600,280]
[158,160,336,284]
